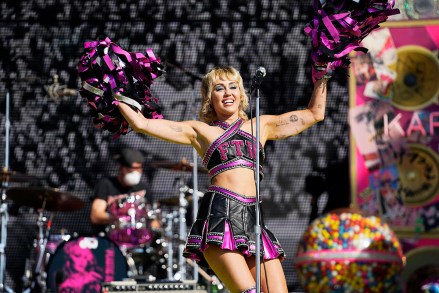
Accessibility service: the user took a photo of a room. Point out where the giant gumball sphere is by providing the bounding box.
[296,209,405,292]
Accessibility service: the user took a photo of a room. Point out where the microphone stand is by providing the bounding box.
[250,67,266,293]
[254,87,262,293]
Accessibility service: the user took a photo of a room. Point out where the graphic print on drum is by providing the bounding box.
[108,194,155,249]
[46,236,128,293]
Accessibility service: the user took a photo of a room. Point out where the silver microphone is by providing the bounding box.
[250,67,266,92]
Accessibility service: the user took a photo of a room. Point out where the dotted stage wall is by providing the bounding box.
[0,1,350,292]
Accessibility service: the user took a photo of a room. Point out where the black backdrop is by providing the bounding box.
[0,1,351,292]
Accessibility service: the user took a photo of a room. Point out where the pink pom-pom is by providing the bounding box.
[304,0,400,81]
[77,38,165,138]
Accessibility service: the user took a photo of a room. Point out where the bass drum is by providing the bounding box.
[46,235,129,293]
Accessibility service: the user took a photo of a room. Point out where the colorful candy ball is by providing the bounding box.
[296,209,405,292]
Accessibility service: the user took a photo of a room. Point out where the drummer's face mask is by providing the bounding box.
[123,171,141,186]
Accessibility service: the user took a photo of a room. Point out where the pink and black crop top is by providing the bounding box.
[202,118,265,179]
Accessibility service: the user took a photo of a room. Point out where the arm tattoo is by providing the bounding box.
[170,125,183,132]
[317,104,322,109]
[276,119,290,127]
[289,115,298,122]
[300,118,305,125]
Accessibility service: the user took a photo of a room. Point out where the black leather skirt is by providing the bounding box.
[183,185,285,268]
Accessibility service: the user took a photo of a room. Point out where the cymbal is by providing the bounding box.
[6,187,85,212]
[0,170,39,183]
[151,159,207,173]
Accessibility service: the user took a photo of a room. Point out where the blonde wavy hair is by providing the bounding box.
[199,66,249,124]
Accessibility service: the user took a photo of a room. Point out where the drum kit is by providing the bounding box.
[0,159,214,293]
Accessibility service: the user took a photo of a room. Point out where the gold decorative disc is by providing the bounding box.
[397,144,439,206]
[390,45,439,111]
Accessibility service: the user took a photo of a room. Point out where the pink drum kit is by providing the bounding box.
[1,160,207,292]
[107,195,155,250]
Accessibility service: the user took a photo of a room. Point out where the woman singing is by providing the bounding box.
[116,66,328,293]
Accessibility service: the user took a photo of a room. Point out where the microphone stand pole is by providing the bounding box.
[254,88,262,293]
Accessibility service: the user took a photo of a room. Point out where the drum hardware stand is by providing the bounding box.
[128,208,137,236]
[22,199,54,293]
[0,76,14,293]
[30,203,54,293]
[120,248,140,278]
[0,184,10,293]
[163,210,176,280]
[176,178,188,281]
[161,178,191,281]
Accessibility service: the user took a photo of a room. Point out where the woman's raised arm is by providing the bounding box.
[118,102,198,145]
[262,78,328,141]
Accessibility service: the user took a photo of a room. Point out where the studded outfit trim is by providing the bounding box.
[183,186,285,268]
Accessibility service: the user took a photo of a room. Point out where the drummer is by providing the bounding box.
[90,148,160,233]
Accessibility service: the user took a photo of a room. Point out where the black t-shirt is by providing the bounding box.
[91,177,152,233]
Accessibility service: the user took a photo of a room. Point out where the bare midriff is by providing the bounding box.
[210,168,257,197]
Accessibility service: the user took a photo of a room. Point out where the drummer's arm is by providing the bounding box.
[90,198,114,225]
[118,102,197,145]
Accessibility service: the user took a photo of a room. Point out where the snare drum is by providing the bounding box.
[108,195,155,249]
[46,235,128,293]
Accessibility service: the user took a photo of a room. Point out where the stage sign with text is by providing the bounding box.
[349,21,439,239]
